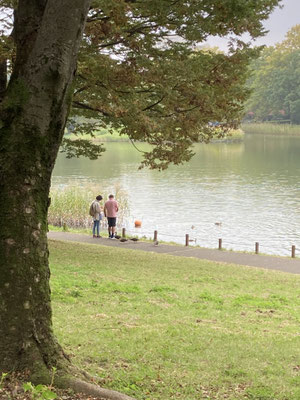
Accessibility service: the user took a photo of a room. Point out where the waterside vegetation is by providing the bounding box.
[64,128,245,145]
[48,185,129,229]
[242,123,300,135]
[211,128,244,142]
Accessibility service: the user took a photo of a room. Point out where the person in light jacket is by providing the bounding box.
[91,195,103,238]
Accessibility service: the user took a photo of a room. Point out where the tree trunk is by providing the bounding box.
[0,0,90,380]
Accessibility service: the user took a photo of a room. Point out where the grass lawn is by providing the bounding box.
[49,240,300,400]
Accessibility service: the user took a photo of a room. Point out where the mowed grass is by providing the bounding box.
[49,240,300,400]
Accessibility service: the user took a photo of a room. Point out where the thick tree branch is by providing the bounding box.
[72,100,111,116]
[142,95,165,111]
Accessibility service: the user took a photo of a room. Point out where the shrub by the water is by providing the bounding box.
[48,184,129,229]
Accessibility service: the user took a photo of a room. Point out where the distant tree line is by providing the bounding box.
[244,25,300,124]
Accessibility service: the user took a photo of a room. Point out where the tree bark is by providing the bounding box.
[0,0,90,379]
[0,60,7,102]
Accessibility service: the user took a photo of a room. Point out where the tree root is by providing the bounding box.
[63,363,137,400]
[0,372,138,400]
[69,378,137,400]
[1,343,137,400]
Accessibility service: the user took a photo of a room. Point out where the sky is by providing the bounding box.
[205,0,300,50]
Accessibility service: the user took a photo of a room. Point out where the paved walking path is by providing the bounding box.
[48,231,300,275]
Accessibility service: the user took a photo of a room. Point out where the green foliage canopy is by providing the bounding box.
[0,0,282,168]
[245,24,300,124]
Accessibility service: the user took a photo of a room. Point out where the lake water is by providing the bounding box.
[52,134,300,256]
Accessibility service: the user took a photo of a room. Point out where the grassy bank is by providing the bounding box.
[50,240,300,400]
[94,131,129,142]
[211,128,244,142]
[65,129,129,142]
[65,128,244,144]
[242,123,300,135]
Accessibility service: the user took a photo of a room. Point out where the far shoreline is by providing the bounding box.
[242,122,300,136]
[64,128,245,143]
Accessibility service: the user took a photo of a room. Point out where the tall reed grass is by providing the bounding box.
[48,184,129,229]
[242,123,300,135]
